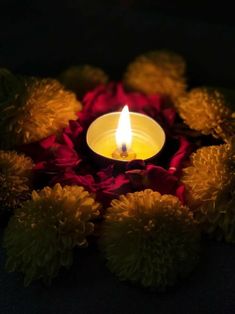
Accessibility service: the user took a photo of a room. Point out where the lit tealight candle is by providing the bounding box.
[86,105,165,163]
[112,105,136,160]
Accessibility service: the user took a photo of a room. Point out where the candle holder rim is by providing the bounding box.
[86,110,164,124]
[86,111,166,163]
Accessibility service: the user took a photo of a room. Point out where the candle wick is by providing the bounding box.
[121,143,128,158]
[122,143,127,152]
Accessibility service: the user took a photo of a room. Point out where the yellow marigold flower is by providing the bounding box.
[182,142,235,242]
[123,50,187,103]
[59,65,109,98]
[0,150,33,221]
[3,183,101,286]
[176,87,234,141]
[101,189,200,290]
[0,77,82,148]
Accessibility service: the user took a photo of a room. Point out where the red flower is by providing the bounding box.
[168,136,192,176]
[50,171,96,193]
[96,161,185,208]
[126,163,185,203]
[20,120,84,164]
[33,134,81,172]
[19,83,192,211]
[63,120,84,149]
[95,165,131,208]
[79,82,176,130]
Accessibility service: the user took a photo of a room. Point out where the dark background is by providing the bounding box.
[0,2,235,314]
[0,1,235,88]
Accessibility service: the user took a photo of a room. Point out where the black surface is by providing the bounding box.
[0,4,235,88]
[1,232,235,314]
[0,4,235,314]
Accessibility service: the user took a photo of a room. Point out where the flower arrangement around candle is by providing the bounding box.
[123,50,187,103]
[3,183,100,286]
[59,64,109,98]
[101,190,200,290]
[176,87,235,141]
[0,49,234,288]
[0,150,33,222]
[0,76,82,149]
[182,141,235,242]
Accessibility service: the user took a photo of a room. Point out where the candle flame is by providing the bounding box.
[115,105,132,152]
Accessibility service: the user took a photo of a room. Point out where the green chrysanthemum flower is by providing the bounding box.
[59,65,109,98]
[0,150,33,221]
[3,183,101,286]
[0,77,82,148]
[182,142,235,242]
[123,50,187,103]
[101,189,200,290]
[176,87,234,141]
